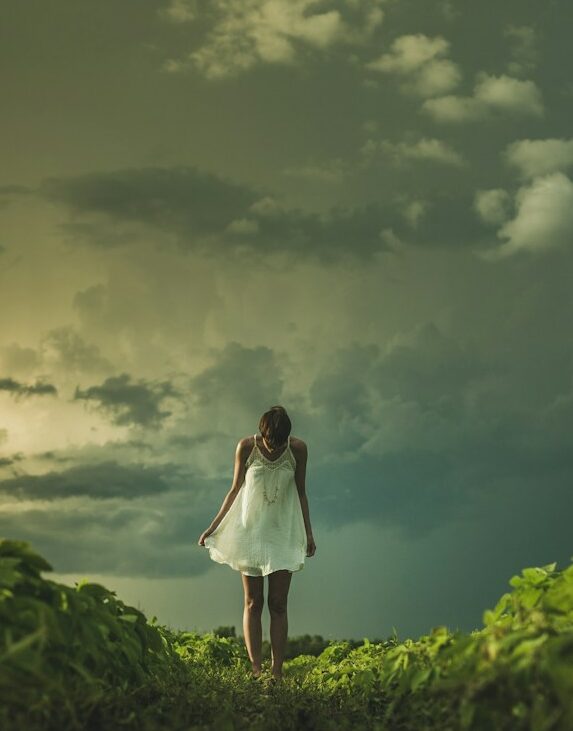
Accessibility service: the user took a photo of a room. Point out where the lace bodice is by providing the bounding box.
[246,434,297,472]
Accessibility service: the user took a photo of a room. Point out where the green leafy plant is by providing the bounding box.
[1,538,572,731]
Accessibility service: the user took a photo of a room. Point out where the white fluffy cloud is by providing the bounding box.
[503,138,573,179]
[161,0,386,79]
[482,172,573,260]
[473,188,512,226]
[365,34,462,98]
[423,72,544,123]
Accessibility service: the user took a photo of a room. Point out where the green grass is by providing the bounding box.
[1,538,572,730]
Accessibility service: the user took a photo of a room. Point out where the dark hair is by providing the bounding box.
[259,405,291,449]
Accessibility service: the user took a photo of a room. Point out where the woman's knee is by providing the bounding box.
[267,596,288,615]
[245,596,264,613]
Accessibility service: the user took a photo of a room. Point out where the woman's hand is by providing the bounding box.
[306,534,316,557]
[198,527,215,546]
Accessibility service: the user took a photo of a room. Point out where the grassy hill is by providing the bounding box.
[1,538,572,730]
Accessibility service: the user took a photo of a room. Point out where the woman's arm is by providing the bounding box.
[206,438,249,532]
[293,440,314,538]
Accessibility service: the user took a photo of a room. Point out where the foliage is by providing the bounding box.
[1,537,572,731]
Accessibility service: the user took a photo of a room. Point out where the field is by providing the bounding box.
[1,538,572,730]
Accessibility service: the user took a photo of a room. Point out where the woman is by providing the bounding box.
[198,405,316,683]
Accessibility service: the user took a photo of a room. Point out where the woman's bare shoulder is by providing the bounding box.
[237,435,256,453]
[290,436,308,456]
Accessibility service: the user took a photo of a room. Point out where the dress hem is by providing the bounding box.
[205,543,305,577]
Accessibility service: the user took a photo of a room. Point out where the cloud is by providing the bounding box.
[41,326,114,375]
[503,138,573,180]
[374,321,485,410]
[361,136,466,168]
[0,343,43,375]
[300,316,573,534]
[25,166,394,260]
[482,172,573,260]
[421,95,483,123]
[365,33,462,98]
[2,308,572,572]
[0,377,57,399]
[33,166,394,259]
[160,0,386,79]
[0,456,19,469]
[437,0,460,22]
[73,373,179,428]
[301,321,517,533]
[38,166,255,248]
[224,217,260,235]
[159,0,198,23]
[0,460,173,501]
[306,322,489,460]
[189,340,284,411]
[0,490,211,578]
[390,190,488,249]
[282,157,347,183]
[423,72,544,123]
[0,329,113,383]
[503,24,540,77]
[473,188,512,226]
[400,199,429,229]
[21,165,498,259]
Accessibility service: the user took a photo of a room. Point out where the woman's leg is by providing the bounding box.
[267,569,293,680]
[241,573,264,675]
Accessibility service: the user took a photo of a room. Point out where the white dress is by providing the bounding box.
[204,434,307,576]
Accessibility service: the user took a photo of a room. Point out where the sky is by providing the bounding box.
[1,0,572,641]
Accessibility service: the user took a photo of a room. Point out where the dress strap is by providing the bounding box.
[287,434,290,447]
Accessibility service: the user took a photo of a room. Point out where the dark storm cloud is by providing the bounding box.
[311,433,573,544]
[189,341,284,410]
[36,451,75,464]
[0,377,57,397]
[371,322,488,411]
[42,326,114,374]
[0,454,24,469]
[25,166,493,260]
[0,470,224,578]
[309,323,488,418]
[0,503,182,578]
[312,448,462,535]
[0,459,173,501]
[38,166,254,246]
[73,372,179,428]
[303,319,573,535]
